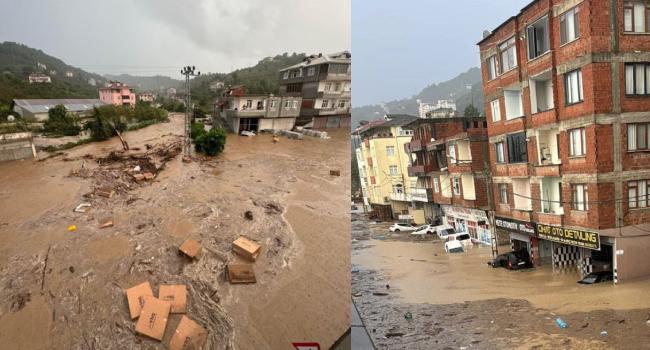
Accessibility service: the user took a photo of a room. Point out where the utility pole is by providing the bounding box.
[181,65,200,159]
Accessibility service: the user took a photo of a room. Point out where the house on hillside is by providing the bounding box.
[99,81,135,107]
[214,85,301,134]
[209,81,225,92]
[11,99,105,121]
[28,73,51,84]
[138,92,155,103]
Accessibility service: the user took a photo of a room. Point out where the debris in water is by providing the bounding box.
[232,236,261,262]
[179,239,202,259]
[555,317,568,329]
[159,285,187,314]
[404,312,413,320]
[67,225,77,232]
[244,210,254,220]
[125,281,154,319]
[99,219,114,229]
[134,295,171,341]
[74,203,91,213]
[95,188,115,198]
[329,169,341,176]
[226,264,257,284]
[372,292,388,296]
[600,330,608,336]
[169,316,208,350]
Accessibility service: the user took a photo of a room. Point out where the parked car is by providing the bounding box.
[445,239,464,253]
[433,225,456,239]
[578,271,613,284]
[411,224,435,236]
[489,249,533,270]
[389,222,417,232]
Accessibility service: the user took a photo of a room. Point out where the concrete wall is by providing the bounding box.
[615,235,650,281]
[259,117,296,131]
[0,133,36,162]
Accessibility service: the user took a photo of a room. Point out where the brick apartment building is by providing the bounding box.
[478,0,650,282]
[279,51,351,129]
[403,115,494,245]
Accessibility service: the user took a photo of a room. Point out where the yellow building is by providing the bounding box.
[354,115,425,224]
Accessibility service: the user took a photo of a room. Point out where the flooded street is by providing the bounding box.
[352,212,650,349]
[0,114,350,349]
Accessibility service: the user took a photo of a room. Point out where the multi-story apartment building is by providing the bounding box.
[279,51,351,129]
[215,85,301,134]
[478,0,650,283]
[99,81,135,107]
[354,115,425,223]
[404,115,493,244]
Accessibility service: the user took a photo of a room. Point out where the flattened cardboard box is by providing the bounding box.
[125,281,154,319]
[159,284,187,314]
[179,239,202,259]
[169,315,208,350]
[232,236,261,261]
[135,296,171,341]
[227,264,256,284]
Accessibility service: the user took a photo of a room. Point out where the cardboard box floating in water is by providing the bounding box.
[159,284,187,314]
[227,264,257,284]
[125,281,154,319]
[179,239,202,259]
[169,315,208,350]
[135,295,171,341]
[232,236,261,262]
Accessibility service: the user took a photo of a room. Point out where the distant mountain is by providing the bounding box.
[351,67,484,129]
[187,53,307,109]
[0,41,108,105]
[103,74,182,93]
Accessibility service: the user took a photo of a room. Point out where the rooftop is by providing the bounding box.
[12,99,105,114]
[280,51,351,71]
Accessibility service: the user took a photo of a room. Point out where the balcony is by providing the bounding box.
[389,192,412,202]
[407,164,434,177]
[226,109,266,118]
[317,107,350,116]
[411,188,433,202]
[408,139,424,152]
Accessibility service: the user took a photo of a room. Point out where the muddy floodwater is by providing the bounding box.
[0,114,350,349]
[352,212,650,349]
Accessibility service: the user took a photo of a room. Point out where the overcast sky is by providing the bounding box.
[352,0,530,106]
[0,0,350,78]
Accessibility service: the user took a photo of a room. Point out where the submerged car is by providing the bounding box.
[445,239,464,253]
[411,224,436,236]
[578,271,613,284]
[389,222,417,232]
[433,225,456,239]
[489,249,533,270]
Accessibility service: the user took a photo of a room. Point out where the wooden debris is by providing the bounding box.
[99,219,113,229]
[226,264,257,284]
[232,236,261,262]
[134,296,170,341]
[179,239,202,259]
[125,281,153,319]
[169,316,208,350]
[95,188,115,198]
[330,169,341,176]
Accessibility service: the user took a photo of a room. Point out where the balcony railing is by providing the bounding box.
[411,188,433,202]
[389,192,412,202]
[408,139,424,152]
[407,164,434,177]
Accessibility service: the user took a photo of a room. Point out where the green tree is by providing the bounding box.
[43,104,81,136]
[194,127,227,156]
[463,104,480,118]
[85,105,127,141]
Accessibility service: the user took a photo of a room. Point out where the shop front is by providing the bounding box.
[494,216,538,262]
[441,205,491,245]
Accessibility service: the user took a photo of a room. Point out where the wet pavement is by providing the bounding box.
[0,114,350,349]
[352,212,650,349]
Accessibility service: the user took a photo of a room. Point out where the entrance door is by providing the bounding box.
[538,239,552,266]
[239,118,259,132]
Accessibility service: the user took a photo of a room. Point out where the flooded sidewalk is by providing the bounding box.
[352,212,650,349]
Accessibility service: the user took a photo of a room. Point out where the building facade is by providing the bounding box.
[12,99,105,121]
[478,0,650,282]
[404,115,493,244]
[279,51,351,129]
[215,86,301,134]
[138,92,155,103]
[28,73,51,84]
[354,115,424,223]
[99,81,136,107]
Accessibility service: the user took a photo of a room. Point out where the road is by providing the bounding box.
[352,212,650,349]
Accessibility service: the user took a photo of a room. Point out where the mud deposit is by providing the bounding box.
[0,114,350,349]
[352,213,650,349]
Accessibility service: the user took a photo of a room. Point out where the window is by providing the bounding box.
[338,100,347,108]
[245,100,253,109]
[495,142,506,163]
[560,6,580,44]
[321,100,329,108]
[270,100,276,108]
[452,178,461,195]
[433,178,440,192]
[307,67,316,76]
[324,83,332,91]
[499,37,517,73]
[292,100,299,109]
[564,69,584,105]
[625,63,650,95]
[448,144,457,163]
[393,184,403,194]
[386,146,395,156]
[334,83,341,91]
[389,165,398,176]
[628,123,650,150]
[629,180,650,208]
[569,128,586,156]
[624,1,650,33]
[487,55,498,80]
[527,16,549,59]
[504,89,523,119]
[282,71,289,79]
[490,99,501,122]
[499,183,508,204]
[286,83,302,93]
[506,132,528,163]
[571,184,589,211]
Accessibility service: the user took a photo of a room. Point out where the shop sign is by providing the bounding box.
[536,223,600,250]
[441,205,487,222]
[494,217,536,235]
